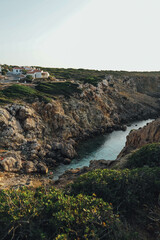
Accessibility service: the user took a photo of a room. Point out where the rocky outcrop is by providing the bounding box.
[0,151,22,172]
[0,76,160,174]
[118,118,160,158]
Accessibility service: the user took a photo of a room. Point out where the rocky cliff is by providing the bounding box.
[118,118,160,158]
[0,75,160,174]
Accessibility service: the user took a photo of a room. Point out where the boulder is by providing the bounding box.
[24,161,37,173]
[63,158,71,165]
[0,157,22,172]
[18,106,34,119]
[52,142,62,150]
[0,109,10,129]
[61,143,77,159]
[45,158,57,166]
[23,118,36,130]
[37,162,48,174]
[46,151,56,159]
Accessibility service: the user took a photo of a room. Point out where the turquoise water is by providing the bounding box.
[53,119,153,180]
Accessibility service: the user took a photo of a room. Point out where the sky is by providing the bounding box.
[1,0,160,71]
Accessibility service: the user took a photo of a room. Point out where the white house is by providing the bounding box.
[0,65,2,74]
[23,66,33,71]
[27,70,49,79]
[12,67,24,75]
[11,66,49,79]
[42,71,50,78]
[27,71,36,79]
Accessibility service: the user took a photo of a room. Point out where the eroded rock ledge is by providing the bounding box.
[118,118,160,158]
[0,77,159,175]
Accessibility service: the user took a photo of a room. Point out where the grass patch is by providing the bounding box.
[1,84,51,104]
[0,82,82,105]
[2,84,37,98]
[36,82,82,97]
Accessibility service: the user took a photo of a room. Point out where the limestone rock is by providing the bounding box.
[0,157,22,172]
[61,143,77,159]
[118,119,160,158]
[63,158,71,165]
[18,106,35,119]
[23,118,36,130]
[0,74,159,177]
[24,161,37,173]
[37,162,48,174]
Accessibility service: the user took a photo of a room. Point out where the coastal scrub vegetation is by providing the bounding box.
[70,167,160,215]
[0,165,160,239]
[69,166,160,239]
[0,187,134,240]
[125,143,160,168]
[0,81,82,105]
[40,67,160,86]
[1,84,51,104]
[35,82,82,97]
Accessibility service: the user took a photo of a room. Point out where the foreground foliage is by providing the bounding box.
[0,187,133,240]
[1,142,160,239]
[70,167,160,216]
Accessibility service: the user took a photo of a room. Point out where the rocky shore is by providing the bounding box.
[54,117,160,188]
[0,75,160,186]
[118,118,160,157]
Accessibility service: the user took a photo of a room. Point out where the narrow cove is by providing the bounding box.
[53,119,154,180]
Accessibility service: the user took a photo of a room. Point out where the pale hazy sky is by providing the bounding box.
[1,0,160,70]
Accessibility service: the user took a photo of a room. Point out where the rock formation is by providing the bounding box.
[0,75,160,174]
[118,118,160,157]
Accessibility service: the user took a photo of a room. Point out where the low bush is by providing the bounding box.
[36,82,82,98]
[1,84,51,103]
[0,91,12,104]
[0,187,134,240]
[125,143,160,169]
[70,167,160,216]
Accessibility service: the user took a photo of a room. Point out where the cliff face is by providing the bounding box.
[0,76,160,173]
[118,118,160,158]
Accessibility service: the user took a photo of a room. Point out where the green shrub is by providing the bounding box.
[0,91,12,104]
[0,187,132,240]
[70,167,160,216]
[36,82,82,98]
[1,84,51,103]
[125,143,160,169]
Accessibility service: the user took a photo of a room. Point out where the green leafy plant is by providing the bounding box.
[0,187,132,240]
[70,167,160,216]
[125,143,160,169]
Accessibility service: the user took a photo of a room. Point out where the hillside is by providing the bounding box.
[0,71,159,175]
[0,69,160,238]
[0,120,160,239]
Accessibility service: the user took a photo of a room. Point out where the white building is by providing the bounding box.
[27,71,36,79]
[0,65,2,74]
[12,67,24,75]
[42,71,50,78]
[27,70,49,79]
[12,66,49,79]
[23,66,35,71]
